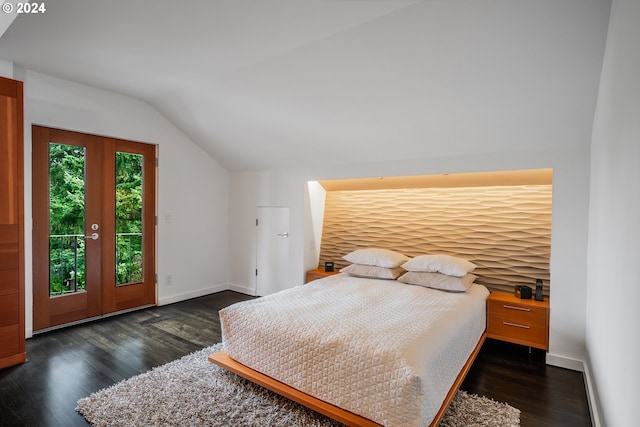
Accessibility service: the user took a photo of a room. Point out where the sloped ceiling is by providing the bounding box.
[0,0,610,171]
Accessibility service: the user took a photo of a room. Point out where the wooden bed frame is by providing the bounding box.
[209,332,486,427]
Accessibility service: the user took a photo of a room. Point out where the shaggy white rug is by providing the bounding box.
[77,343,520,427]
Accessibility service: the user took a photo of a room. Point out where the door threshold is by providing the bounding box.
[33,304,156,334]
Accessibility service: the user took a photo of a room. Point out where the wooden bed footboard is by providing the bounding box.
[208,332,486,427]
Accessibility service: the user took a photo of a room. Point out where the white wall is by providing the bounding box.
[587,0,640,425]
[229,145,591,368]
[228,169,309,295]
[16,68,230,337]
[0,58,12,77]
[304,181,326,269]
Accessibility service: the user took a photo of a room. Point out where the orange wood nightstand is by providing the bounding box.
[305,267,340,284]
[487,292,550,350]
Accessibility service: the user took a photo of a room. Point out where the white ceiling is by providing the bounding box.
[0,0,610,171]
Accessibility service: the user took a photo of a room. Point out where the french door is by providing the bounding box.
[32,126,156,330]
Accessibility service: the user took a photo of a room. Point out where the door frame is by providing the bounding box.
[32,125,157,331]
[255,206,290,296]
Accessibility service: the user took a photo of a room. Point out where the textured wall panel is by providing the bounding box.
[319,185,551,295]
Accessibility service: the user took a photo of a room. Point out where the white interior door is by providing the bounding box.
[256,207,290,296]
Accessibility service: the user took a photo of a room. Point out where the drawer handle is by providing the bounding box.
[503,321,530,329]
[503,304,531,312]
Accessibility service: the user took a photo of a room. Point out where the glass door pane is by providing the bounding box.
[115,152,143,286]
[48,143,86,296]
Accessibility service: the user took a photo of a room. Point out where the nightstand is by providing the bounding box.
[486,292,550,350]
[305,267,340,284]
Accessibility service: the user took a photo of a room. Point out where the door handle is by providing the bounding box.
[277,232,289,237]
[84,233,99,240]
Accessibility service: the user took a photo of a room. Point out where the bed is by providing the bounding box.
[209,271,488,426]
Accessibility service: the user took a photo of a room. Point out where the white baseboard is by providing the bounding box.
[547,352,601,427]
[582,358,602,427]
[157,283,229,306]
[227,282,256,296]
[546,352,585,372]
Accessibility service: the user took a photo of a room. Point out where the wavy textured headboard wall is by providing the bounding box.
[318,185,552,295]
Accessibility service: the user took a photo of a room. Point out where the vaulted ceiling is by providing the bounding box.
[0,0,611,171]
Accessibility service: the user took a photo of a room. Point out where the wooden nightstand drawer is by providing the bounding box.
[487,316,548,349]
[488,299,547,328]
[486,292,549,350]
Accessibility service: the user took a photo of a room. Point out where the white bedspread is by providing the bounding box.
[220,274,489,427]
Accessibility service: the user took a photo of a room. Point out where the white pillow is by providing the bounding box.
[343,248,410,268]
[397,272,478,292]
[401,254,476,277]
[340,264,405,280]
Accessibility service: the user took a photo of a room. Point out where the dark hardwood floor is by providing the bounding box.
[463,340,592,427]
[0,291,591,426]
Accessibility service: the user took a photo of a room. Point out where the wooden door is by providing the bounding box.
[101,137,156,314]
[0,76,25,368]
[32,126,156,330]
